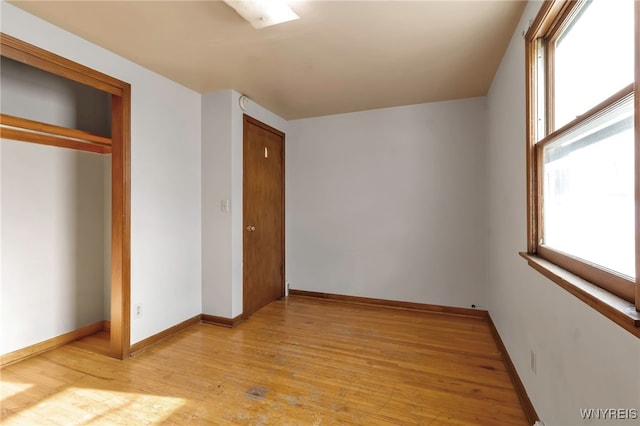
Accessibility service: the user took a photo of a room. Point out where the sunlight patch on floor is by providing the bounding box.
[2,384,185,425]
[0,381,34,400]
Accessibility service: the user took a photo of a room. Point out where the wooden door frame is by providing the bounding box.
[242,114,285,316]
[1,33,131,359]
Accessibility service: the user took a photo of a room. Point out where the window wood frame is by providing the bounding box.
[524,0,640,335]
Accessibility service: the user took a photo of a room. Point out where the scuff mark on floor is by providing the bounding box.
[245,385,268,401]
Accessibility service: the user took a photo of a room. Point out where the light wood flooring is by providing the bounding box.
[1,296,528,425]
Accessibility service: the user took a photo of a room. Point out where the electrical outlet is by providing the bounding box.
[530,350,537,375]
[135,303,143,319]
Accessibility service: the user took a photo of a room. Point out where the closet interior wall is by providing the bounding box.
[0,56,112,355]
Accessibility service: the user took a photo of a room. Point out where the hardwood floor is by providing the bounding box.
[1,296,529,425]
[70,331,111,358]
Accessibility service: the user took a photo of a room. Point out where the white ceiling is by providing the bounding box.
[9,0,526,120]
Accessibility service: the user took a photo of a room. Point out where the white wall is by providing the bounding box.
[487,2,640,425]
[1,2,202,347]
[201,90,288,318]
[1,140,106,354]
[202,90,233,318]
[287,98,488,309]
[1,56,111,137]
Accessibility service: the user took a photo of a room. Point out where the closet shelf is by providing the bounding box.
[0,113,112,154]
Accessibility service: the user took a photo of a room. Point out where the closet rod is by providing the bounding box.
[1,113,112,154]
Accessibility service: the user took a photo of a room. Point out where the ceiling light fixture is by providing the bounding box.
[223,0,299,29]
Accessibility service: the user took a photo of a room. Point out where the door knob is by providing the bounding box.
[246,225,256,232]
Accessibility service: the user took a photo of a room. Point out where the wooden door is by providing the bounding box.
[243,115,285,317]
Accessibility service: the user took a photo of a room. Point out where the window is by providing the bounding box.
[524,0,639,331]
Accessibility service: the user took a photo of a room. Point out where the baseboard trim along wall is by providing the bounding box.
[288,289,488,318]
[201,313,246,328]
[2,313,242,366]
[130,314,202,356]
[487,315,540,425]
[0,320,107,368]
[2,311,253,366]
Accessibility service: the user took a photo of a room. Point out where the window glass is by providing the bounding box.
[542,98,634,278]
[553,0,634,129]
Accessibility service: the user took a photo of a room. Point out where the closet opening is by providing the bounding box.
[1,33,131,360]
